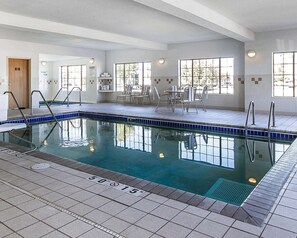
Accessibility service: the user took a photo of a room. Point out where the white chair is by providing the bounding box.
[184,134,197,150]
[195,85,208,111]
[132,85,151,104]
[153,87,169,111]
[116,85,132,103]
[181,86,197,113]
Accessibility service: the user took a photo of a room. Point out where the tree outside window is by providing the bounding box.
[273,52,295,97]
[115,62,151,91]
[60,65,86,91]
[180,58,234,94]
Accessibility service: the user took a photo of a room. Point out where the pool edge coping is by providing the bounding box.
[0,136,295,227]
[2,110,297,226]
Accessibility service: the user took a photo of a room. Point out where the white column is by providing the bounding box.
[0,95,8,121]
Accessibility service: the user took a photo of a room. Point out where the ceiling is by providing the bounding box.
[0,0,296,51]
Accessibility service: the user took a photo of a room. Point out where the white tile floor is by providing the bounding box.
[1,103,297,237]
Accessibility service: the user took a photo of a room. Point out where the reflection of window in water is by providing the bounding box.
[60,119,87,147]
[274,143,290,162]
[179,135,235,169]
[115,124,152,152]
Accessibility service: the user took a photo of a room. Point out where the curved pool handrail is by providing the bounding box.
[31,90,62,128]
[3,91,30,127]
[49,87,67,107]
[62,87,82,107]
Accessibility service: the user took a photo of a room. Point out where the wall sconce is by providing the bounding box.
[247,50,256,58]
[89,58,95,64]
[41,61,47,66]
[158,58,165,64]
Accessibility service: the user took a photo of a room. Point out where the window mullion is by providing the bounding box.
[219,58,221,94]
[142,63,144,86]
[293,52,296,97]
[192,60,194,87]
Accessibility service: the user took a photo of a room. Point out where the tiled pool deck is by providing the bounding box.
[1,103,297,237]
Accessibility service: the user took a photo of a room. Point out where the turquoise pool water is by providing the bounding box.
[2,117,291,205]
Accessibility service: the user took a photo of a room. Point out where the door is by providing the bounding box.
[8,58,29,109]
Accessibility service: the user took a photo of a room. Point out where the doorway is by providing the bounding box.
[8,58,30,109]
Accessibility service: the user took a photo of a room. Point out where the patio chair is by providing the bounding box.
[132,85,151,104]
[153,87,169,111]
[184,133,197,150]
[116,85,132,103]
[181,86,197,113]
[195,85,208,111]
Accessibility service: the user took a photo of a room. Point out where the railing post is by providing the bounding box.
[4,91,30,127]
[31,90,62,129]
[271,102,275,127]
[268,101,276,131]
[245,101,255,129]
[251,101,255,125]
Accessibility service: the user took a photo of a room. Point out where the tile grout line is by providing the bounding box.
[0,178,125,238]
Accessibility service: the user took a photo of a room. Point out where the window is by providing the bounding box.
[60,118,88,147]
[115,123,152,152]
[60,65,86,91]
[179,58,234,94]
[273,52,297,97]
[179,134,234,169]
[115,62,151,91]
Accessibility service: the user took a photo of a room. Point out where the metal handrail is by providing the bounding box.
[267,101,276,166]
[267,136,275,166]
[8,129,37,155]
[3,91,30,127]
[49,87,67,106]
[62,87,82,107]
[38,122,58,148]
[245,101,255,136]
[245,139,256,162]
[31,90,62,128]
[268,101,276,132]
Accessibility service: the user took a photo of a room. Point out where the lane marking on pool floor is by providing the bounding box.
[0,176,125,238]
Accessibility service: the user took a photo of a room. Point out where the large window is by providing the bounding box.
[179,134,235,169]
[60,118,87,147]
[179,58,234,94]
[273,52,297,97]
[60,65,86,91]
[115,62,151,91]
[115,124,152,152]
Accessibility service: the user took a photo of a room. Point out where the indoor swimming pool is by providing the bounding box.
[1,116,292,206]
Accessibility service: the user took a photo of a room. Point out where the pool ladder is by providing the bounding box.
[245,101,276,165]
[31,90,62,128]
[3,91,36,154]
[3,91,30,127]
[245,101,255,136]
[50,87,82,107]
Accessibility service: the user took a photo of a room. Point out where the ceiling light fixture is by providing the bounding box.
[41,61,47,66]
[247,50,256,58]
[158,58,165,64]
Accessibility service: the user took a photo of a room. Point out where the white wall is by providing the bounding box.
[3,29,297,114]
[106,38,245,110]
[49,58,101,103]
[245,28,297,114]
[0,39,105,107]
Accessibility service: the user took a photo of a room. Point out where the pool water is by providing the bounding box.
[2,118,291,205]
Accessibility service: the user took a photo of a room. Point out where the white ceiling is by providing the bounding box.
[0,0,296,51]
